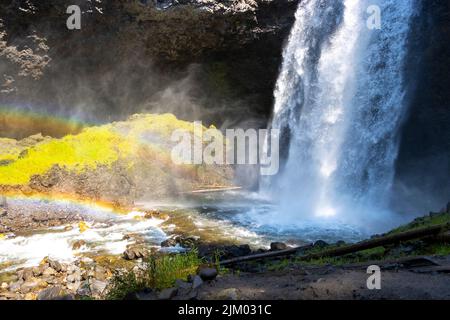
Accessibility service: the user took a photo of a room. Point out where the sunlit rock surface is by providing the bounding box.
[0,113,234,205]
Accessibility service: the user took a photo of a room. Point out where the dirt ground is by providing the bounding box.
[197,256,450,300]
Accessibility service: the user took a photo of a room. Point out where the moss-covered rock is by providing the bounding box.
[0,113,235,205]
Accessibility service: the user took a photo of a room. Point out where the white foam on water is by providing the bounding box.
[0,203,169,271]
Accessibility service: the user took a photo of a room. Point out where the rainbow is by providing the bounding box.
[0,106,89,139]
[0,190,132,215]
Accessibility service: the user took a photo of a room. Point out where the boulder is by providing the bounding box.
[270,242,288,251]
[197,267,218,281]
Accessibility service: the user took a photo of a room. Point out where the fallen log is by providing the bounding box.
[301,223,450,261]
[219,222,450,266]
[220,244,313,266]
[180,186,242,194]
[434,231,450,243]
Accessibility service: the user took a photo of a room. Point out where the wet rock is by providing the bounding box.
[160,235,200,248]
[174,235,199,248]
[158,287,178,300]
[72,240,86,250]
[192,275,203,289]
[144,210,169,220]
[123,246,147,260]
[270,242,287,251]
[313,240,329,249]
[160,238,178,247]
[198,267,218,281]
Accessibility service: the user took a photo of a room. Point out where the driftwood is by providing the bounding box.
[219,222,450,266]
[181,186,242,194]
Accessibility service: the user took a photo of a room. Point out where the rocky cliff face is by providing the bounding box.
[393,0,450,213]
[0,0,299,130]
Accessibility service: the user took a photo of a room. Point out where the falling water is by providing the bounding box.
[268,0,418,228]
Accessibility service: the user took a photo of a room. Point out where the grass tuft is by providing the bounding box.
[106,249,203,300]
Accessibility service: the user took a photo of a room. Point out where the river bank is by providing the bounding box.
[1,197,449,300]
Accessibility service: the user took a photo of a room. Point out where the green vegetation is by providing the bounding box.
[265,213,450,271]
[106,249,203,300]
[0,113,216,186]
[387,212,450,235]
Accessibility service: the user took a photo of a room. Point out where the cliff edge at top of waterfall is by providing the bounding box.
[0,113,235,206]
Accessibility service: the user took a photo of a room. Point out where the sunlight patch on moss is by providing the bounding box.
[0,114,211,185]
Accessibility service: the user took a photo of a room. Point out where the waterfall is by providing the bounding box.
[268,0,417,226]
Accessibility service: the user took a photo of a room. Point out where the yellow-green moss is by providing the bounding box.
[0,113,219,186]
[0,126,133,185]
